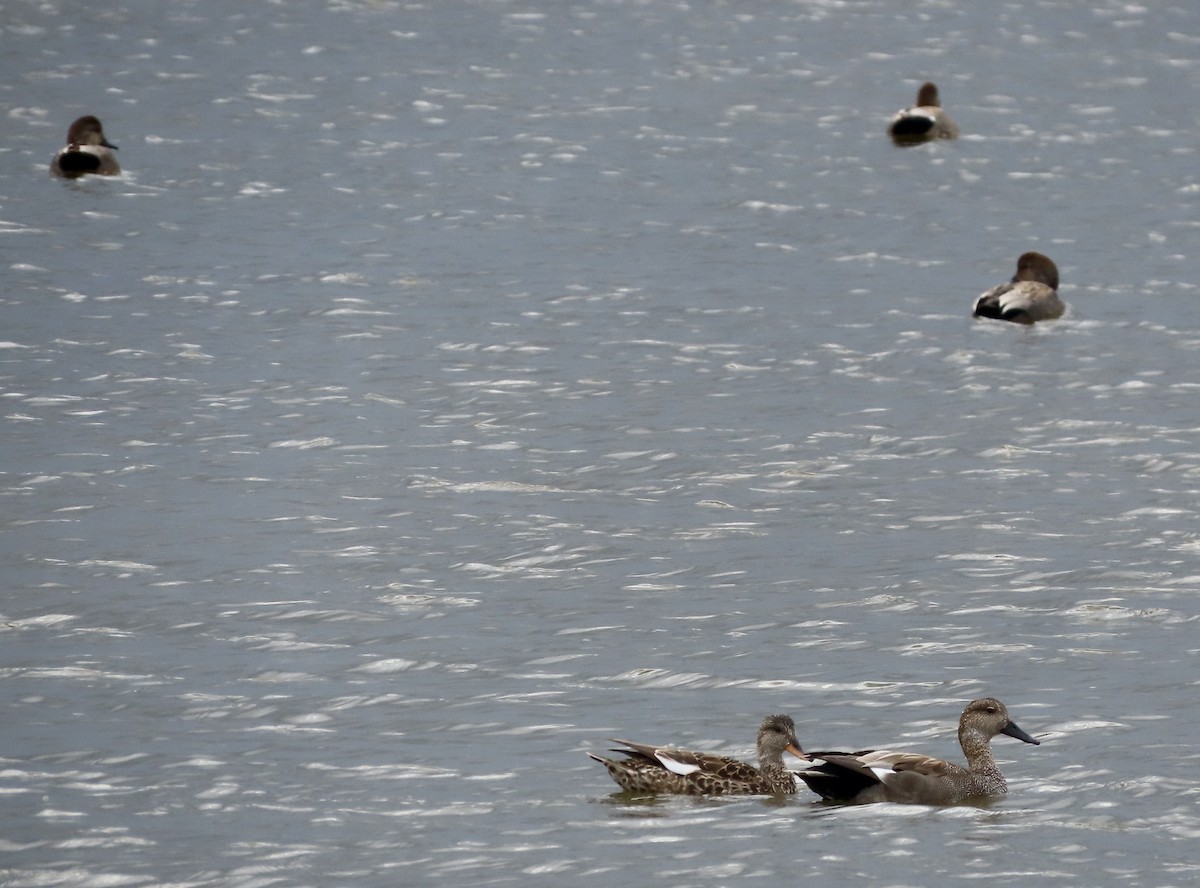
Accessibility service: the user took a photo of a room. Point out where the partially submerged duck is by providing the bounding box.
[588,714,807,795]
[973,252,1064,324]
[794,697,1040,805]
[50,115,121,179]
[888,82,959,144]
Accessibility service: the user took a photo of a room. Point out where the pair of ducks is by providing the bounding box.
[887,83,1065,324]
[48,84,952,179]
[588,697,1040,805]
[50,87,954,176]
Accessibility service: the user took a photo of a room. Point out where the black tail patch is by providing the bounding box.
[57,150,103,177]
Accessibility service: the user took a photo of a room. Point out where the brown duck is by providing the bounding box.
[795,697,1040,805]
[50,116,121,179]
[588,714,807,795]
[973,252,1065,324]
[888,82,959,144]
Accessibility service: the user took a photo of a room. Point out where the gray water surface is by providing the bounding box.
[3,1,1200,886]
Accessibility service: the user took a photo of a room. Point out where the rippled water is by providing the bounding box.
[3,0,1200,885]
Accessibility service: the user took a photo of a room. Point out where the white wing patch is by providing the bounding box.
[998,286,1028,313]
[869,764,896,781]
[656,752,701,776]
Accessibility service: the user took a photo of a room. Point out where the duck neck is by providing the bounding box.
[756,745,792,788]
[959,725,1005,787]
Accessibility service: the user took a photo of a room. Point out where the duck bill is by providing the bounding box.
[104,140,119,150]
[785,742,809,761]
[1001,720,1040,746]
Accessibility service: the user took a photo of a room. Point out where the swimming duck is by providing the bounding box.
[794,697,1040,805]
[588,714,807,795]
[50,115,121,179]
[973,251,1064,324]
[888,82,959,144]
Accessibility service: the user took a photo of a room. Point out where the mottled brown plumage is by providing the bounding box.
[588,714,807,795]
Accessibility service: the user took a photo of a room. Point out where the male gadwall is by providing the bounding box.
[588,714,807,795]
[795,697,1040,805]
[50,115,121,179]
[973,251,1064,324]
[888,82,959,144]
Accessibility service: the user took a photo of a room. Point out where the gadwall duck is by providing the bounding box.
[588,714,807,795]
[50,116,121,179]
[973,251,1064,324]
[795,697,1040,805]
[888,82,959,144]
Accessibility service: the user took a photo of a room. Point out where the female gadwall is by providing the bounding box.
[50,115,121,179]
[888,82,959,144]
[795,697,1040,805]
[588,714,807,795]
[973,251,1064,324]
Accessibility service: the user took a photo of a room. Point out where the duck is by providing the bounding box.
[587,714,807,795]
[50,116,121,179]
[973,251,1064,324]
[794,697,1040,805]
[888,82,959,144]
